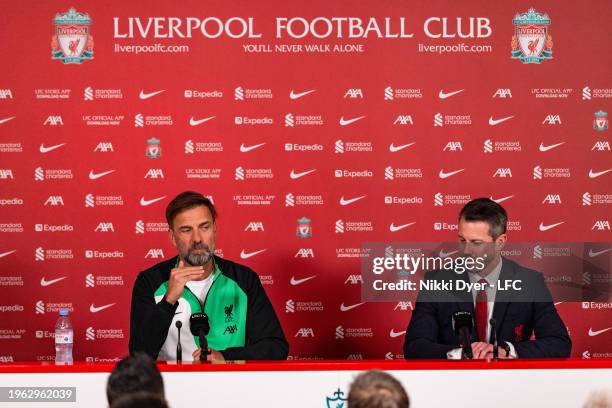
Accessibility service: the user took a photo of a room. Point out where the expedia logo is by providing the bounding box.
[0,305,24,312]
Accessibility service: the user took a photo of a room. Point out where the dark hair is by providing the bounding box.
[110,392,168,408]
[165,191,217,228]
[458,197,507,239]
[106,353,165,405]
[348,370,409,408]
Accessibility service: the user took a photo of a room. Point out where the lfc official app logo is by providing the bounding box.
[511,8,553,64]
[51,8,94,64]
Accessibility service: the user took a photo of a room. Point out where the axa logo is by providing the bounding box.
[94,222,114,232]
[94,142,114,152]
[145,248,164,258]
[542,194,561,204]
[295,248,314,258]
[0,169,14,179]
[344,275,363,284]
[443,142,463,151]
[294,328,314,337]
[44,195,64,206]
[223,324,237,335]
[43,115,63,126]
[542,114,561,125]
[344,89,363,98]
[493,168,513,178]
[0,89,13,99]
[493,88,512,98]
[144,169,164,179]
[393,115,414,125]
[592,221,611,231]
[592,141,611,151]
[394,301,414,311]
[244,222,264,232]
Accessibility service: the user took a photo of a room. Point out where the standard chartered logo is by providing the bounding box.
[85,274,95,288]
[384,246,394,258]
[84,86,94,101]
[85,194,95,207]
[582,86,592,100]
[86,327,95,341]
[434,113,443,127]
[335,220,345,234]
[533,166,543,180]
[384,166,394,180]
[434,193,444,206]
[185,140,194,154]
[583,272,592,286]
[284,113,295,127]
[533,245,542,259]
[384,86,394,100]
[334,140,345,154]
[235,167,245,181]
[35,301,45,314]
[582,192,592,206]
[234,86,244,100]
[285,299,295,313]
[134,114,144,127]
[285,193,295,207]
[34,167,44,181]
[35,247,45,261]
[335,325,345,339]
[484,139,493,153]
[135,220,145,234]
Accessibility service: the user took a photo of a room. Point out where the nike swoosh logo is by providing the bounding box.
[290,275,317,285]
[0,116,15,124]
[438,89,464,99]
[588,327,612,337]
[189,116,216,126]
[339,116,366,126]
[340,302,365,312]
[289,89,316,100]
[88,169,115,180]
[139,90,165,100]
[40,276,67,287]
[539,142,565,152]
[339,195,366,206]
[139,196,166,206]
[39,143,66,153]
[90,303,116,313]
[588,248,612,258]
[488,115,515,126]
[0,250,17,258]
[539,221,565,232]
[240,142,266,153]
[290,169,316,179]
[389,142,416,153]
[389,329,406,338]
[439,169,464,179]
[389,222,416,232]
[240,249,266,259]
[490,195,515,204]
[439,250,459,258]
[589,169,612,179]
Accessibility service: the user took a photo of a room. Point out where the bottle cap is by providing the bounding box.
[59,308,69,316]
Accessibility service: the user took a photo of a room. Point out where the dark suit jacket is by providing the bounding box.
[403,257,571,358]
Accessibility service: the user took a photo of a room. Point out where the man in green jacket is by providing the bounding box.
[129,191,288,361]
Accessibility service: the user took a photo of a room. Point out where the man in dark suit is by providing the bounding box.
[404,198,571,359]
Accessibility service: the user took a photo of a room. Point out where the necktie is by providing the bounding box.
[475,278,488,342]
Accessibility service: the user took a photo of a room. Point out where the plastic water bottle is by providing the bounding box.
[55,309,73,364]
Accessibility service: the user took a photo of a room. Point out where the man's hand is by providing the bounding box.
[470,342,509,359]
[192,348,225,362]
[164,260,205,305]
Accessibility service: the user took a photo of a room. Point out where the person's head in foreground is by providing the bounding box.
[106,353,165,406]
[348,370,409,408]
[584,389,612,408]
[110,391,168,408]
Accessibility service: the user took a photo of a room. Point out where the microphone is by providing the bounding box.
[189,312,210,361]
[175,321,182,362]
[490,318,498,359]
[452,311,474,359]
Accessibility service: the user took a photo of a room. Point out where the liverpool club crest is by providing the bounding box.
[51,8,94,64]
[593,111,609,132]
[511,8,552,64]
[146,137,161,158]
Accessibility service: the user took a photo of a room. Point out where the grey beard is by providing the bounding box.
[185,249,213,266]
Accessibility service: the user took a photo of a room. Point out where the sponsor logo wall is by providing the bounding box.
[0,2,610,361]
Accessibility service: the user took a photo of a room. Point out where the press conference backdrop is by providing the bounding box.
[0,1,610,362]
